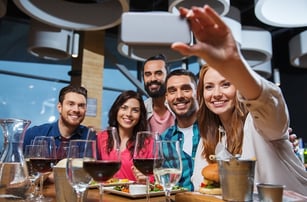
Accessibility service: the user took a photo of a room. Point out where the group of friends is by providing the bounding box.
[23,5,307,196]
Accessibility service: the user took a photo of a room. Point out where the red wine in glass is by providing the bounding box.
[83,160,121,182]
[29,158,57,173]
[133,131,160,202]
[133,158,154,175]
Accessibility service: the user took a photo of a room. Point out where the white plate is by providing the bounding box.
[103,186,187,198]
[88,180,134,189]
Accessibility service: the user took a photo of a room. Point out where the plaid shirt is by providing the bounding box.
[160,122,200,191]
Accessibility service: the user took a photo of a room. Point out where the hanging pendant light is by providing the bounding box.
[255,0,307,28]
[289,30,307,68]
[13,0,129,30]
[28,19,79,60]
[241,26,272,67]
[252,61,272,79]
[168,0,230,16]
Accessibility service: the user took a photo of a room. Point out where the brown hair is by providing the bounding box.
[197,64,248,163]
[58,85,87,103]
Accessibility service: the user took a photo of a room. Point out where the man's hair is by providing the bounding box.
[165,68,198,88]
[143,54,169,73]
[58,85,87,103]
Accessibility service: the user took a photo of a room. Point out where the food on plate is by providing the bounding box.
[199,163,222,195]
[89,178,129,186]
[106,178,129,183]
[113,183,184,194]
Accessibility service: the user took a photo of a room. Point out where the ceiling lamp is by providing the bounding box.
[118,12,193,62]
[241,26,272,67]
[222,6,242,45]
[28,19,79,60]
[289,30,307,68]
[168,0,230,16]
[13,0,129,31]
[252,61,272,79]
[255,0,307,28]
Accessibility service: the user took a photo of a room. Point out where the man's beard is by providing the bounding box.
[145,81,166,98]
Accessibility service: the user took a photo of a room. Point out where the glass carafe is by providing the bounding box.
[0,118,31,201]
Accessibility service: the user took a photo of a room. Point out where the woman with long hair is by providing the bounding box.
[171,5,307,195]
[97,90,148,181]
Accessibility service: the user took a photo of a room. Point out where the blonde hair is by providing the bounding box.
[197,64,248,163]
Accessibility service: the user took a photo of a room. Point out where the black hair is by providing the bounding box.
[143,54,169,73]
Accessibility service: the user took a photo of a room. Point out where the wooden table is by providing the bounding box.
[44,182,173,202]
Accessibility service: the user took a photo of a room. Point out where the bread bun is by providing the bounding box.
[202,163,220,183]
[199,187,222,195]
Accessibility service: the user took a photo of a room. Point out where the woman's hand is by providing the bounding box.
[171,5,240,69]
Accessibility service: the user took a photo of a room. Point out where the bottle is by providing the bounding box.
[0,118,31,200]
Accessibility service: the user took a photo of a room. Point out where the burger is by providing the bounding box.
[199,163,222,195]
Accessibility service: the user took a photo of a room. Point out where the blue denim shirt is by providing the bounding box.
[23,120,91,148]
[160,122,200,191]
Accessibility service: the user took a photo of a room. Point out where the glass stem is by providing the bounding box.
[146,176,150,202]
[27,181,36,199]
[39,174,44,198]
[165,188,172,202]
[76,191,85,202]
[99,184,104,202]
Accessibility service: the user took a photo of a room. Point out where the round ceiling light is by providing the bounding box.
[252,61,272,79]
[28,19,79,60]
[255,0,307,27]
[241,26,272,67]
[169,0,230,16]
[289,30,307,68]
[13,0,129,30]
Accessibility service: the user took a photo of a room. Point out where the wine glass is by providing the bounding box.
[83,127,121,202]
[56,141,70,160]
[66,139,95,202]
[133,131,160,202]
[24,144,41,201]
[31,136,57,201]
[153,140,182,202]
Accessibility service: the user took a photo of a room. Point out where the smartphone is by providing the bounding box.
[120,12,192,45]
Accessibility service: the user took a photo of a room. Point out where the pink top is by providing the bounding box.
[97,130,155,182]
[149,110,175,134]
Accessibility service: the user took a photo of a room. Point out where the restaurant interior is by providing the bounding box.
[0,0,307,144]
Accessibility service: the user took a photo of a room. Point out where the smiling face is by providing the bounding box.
[166,75,198,119]
[57,92,87,127]
[202,68,237,120]
[143,60,167,98]
[116,98,141,131]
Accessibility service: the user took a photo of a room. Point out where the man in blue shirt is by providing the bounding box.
[160,69,199,191]
[24,85,92,150]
